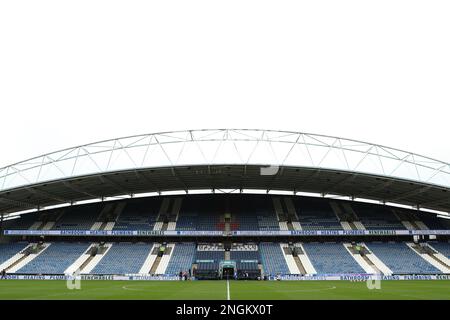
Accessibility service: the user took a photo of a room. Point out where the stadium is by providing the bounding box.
[0,129,449,300]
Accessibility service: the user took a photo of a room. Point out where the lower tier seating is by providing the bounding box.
[1,240,447,276]
[367,242,441,274]
[429,242,450,258]
[165,243,196,275]
[302,242,365,274]
[259,243,289,276]
[195,251,224,262]
[17,242,90,274]
[0,243,29,265]
[91,243,153,274]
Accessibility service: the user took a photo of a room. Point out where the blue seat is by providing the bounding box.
[113,199,160,231]
[165,243,196,275]
[294,198,342,230]
[0,243,28,264]
[259,243,289,275]
[17,242,90,274]
[91,243,153,274]
[429,242,450,258]
[302,242,364,274]
[352,203,406,230]
[367,242,441,274]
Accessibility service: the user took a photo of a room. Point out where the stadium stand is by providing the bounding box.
[366,242,441,274]
[5,195,449,233]
[230,196,279,231]
[429,242,450,258]
[7,214,38,230]
[2,195,450,277]
[259,243,290,275]
[280,244,302,274]
[293,197,342,230]
[53,205,102,230]
[165,243,196,275]
[0,243,29,266]
[91,243,153,274]
[194,246,224,279]
[196,250,225,263]
[302,242,365,274]
[1,127,450,284]
[407,242,450,273]
[1,240,449,276]
[230,247,260,275]
[419,213,450,230]
[16,242,91,274]
[176,196,224,231]
[351,203,406,230]
[112,199,160,231]
[230,250,259,262]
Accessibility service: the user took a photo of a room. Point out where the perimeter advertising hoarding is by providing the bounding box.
[4,229,450,236]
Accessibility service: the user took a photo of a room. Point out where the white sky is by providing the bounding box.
[1,0,449,168]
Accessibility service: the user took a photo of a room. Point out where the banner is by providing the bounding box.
[3,230,224,236]
[5,274,179,281]
[231,230,450,236]
[280,274,450,281]
[4,229,450,237]
[5,274,449,281]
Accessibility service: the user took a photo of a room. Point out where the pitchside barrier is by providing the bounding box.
[280,274,450,281]
[4,274,450,281]
[4,275,179,281]
[4,230,450,236]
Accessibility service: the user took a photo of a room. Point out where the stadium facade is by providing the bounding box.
[0,129,449,280]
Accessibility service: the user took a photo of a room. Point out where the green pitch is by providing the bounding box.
[0,280,449,300]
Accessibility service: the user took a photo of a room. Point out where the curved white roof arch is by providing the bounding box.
[0,129,449,215]
[1,129,449,191]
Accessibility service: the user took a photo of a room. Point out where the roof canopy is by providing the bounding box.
[0,129,449,215]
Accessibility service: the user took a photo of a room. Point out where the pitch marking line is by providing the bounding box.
[227,279,230,300]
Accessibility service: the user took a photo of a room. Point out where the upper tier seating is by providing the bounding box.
[302,242,365,274]
[230,196,279,231]
[0,243,28,264]
[17,242,90,274]
[53,205,102,230]
[419,213,450,230]
[259,243,289,275]
[352,203,406,230]
[294,198,342,230]
[8,210,62,230]
[428,242,450,258]
[113,198,160,231]
[5,195,450,232]
[7,214,37,230]
[165,243,196,275]
[91,243,153,274]
[176,196,224,231]
[367,242,441,274]
[232,213,259,231]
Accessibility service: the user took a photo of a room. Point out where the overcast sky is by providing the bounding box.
[1,0,449,168]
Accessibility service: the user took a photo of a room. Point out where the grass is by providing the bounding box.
[0,280,449,300]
